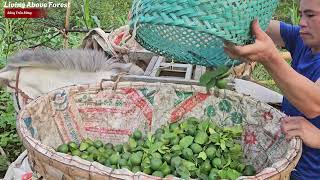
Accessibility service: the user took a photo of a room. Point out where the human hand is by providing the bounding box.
[281,116,320,149]
[223,19,280,65]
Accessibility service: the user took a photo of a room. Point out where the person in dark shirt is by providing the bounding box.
[224,0,320,179]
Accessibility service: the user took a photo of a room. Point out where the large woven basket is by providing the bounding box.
[17,81,301,180]
[129,0,279,67]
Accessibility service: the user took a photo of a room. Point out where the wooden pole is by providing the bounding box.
[64,0,72,48]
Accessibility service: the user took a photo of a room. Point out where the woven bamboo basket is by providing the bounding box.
[129,0,279,67]
[17,81,301,180]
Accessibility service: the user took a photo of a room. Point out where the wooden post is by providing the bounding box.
[64,0,72,48]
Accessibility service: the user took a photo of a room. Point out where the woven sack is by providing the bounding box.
[129,0,278,67]
[17,81,301,180]
[108,25,144,55]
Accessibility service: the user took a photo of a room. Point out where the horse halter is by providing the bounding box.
[5,67,32,111]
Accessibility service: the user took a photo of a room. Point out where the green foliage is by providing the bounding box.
[0,88,24,176]
[274,0,300,24]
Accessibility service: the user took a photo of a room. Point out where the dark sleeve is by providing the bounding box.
[280,22,301,54]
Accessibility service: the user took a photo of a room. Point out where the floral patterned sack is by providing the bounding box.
[17,81,301,180]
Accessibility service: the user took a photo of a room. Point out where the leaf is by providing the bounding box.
[176,166,191,180]
[198,120,210,132]
[171,145,181,151]
[218,168,242,180]
[208,127,216,134]
[199,71,215,86]
[198,151,207,160]
[220,140,226,150]
[91,15,100,27]
[206,78,216,92]
[179,136,194,148]
[163,132,176,140]
[182,160,197,171]
[149,141,163,153]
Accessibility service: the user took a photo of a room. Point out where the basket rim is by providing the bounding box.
[16,81,303,180]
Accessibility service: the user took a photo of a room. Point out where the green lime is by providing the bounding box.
[212,158,222,168]
[215,149,221,157]
[186,126,196,136]
[109,153,120,165]
[71,149,81,156]
[179,133,186,139]
[79,142,89,151]
[205,146,217,160]
[80,153,88,160]
[150,158,163,171]
[104,159,111,167]
[143,167,152,175]
[208,171,218,180]
[155,128,164,134]
[170,156,181,168]
[132,166,141,173]
[105,148,114,157]
[98,147,106,153]
[237,163,246,172]
[182,148,193,160]
[152,152,162,159]
[114,144,123,153]
[104,143,113,149]
[136,151,144,158]
[97,155,106,164]
[130,153,142,166]
[163,154,172,164]
[160,164,171,176]
[87,146,97,154]
[243,165,256,176]
[190,143,202,154]
[68,142,78,150]
[93,140,103,148]
[128,138,137,150]
[154,133,162,141]
[170,136,180,145]
[200,160,212,174]
[216,79,228,89]
[152,171,164,178]
[161,136,170,145]
[118,158,127,167]
[210,168,219,174]
[141,159,150,170]
[84,138,93,146]
[122,152,131,160]
[194,131,208,145]
[137,139,144,146]
[57,144,69,153]
[87,154,94,162]
[132,129,143,140]
[169,123,179,132]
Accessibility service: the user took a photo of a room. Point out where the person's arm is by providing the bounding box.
[263,53,320,118]
[266,20,285,48]
[224,20,320,119]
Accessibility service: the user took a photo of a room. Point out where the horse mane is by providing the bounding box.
[4,48,117,72]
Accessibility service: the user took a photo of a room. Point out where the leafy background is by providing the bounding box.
[0,0,299,177]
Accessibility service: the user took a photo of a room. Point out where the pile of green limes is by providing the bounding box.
[56,117,256,180]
